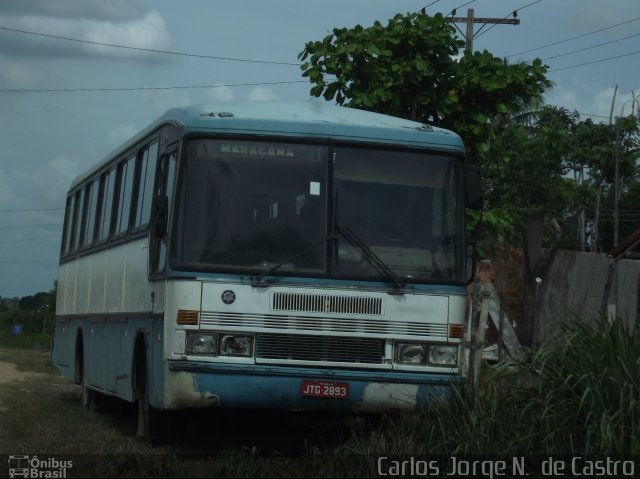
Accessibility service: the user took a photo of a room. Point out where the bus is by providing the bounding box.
[52,102,482,437]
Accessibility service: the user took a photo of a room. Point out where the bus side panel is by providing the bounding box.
[105,245,126,313]
[150,317,165,409]
[122,238,153,312]
[89,251,107,314]
[59,260,77,316]
[51,318,76,381]
[53,262,75,381]
[85,319,107,391]
[76,254,92,313]
[149,281,167,409]
[106,320,123,392]
[56,262,68,315]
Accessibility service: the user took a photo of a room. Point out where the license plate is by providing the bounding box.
[300,379,349,399]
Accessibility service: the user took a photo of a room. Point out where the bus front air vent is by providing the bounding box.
[271,292,383,316]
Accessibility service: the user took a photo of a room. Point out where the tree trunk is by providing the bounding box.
[593,181,602,253]
[578,209,585,252]
[523,212,544,347]
[523,212,563,348]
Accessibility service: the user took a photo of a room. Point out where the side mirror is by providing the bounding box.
[151,195,168,239]
[465,167,483,210]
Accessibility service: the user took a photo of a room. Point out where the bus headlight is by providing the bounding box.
[395,343,427,365]
[186,332,218,355]
[395,343,458,366]
[220,335,253,357]
[428,345,458,366]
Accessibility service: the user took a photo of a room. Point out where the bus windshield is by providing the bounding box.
[171,139,465,282]
[172,139,327,273]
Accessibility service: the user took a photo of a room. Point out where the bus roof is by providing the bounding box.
[70,102,465,190]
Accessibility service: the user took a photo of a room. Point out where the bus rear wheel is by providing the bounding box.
[81,375,95,411]
[77,335,95,410]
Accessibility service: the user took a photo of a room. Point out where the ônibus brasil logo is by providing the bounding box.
[8,455,72,478]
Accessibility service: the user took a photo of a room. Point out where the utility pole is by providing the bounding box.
[450,8,520,53]
[614,117,620,246]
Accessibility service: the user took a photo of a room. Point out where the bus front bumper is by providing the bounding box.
[165,360,460,413]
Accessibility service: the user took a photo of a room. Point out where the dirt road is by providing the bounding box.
[0,360,34,384]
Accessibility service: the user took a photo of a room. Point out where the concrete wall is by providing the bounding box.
[534,251,639,344]
[475,249,640,347]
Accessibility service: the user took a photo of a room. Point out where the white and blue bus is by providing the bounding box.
[52,102,481,437]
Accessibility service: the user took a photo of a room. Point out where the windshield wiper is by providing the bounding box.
[250,225,406,294]
[337,224,406,294]
[251,235,336,287]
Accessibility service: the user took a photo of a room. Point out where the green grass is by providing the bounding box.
[0,342,56,374]
[337,316,640,457]
[1,316,638,476]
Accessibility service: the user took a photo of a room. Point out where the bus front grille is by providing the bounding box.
[271,292,383,316]
[255,333,384,364]
[199,311,449,338]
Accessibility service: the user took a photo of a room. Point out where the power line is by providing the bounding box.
[0,258,58,264]
[541,32,640,61]
[451,7,520,53]
[0,281,55,288]
[0,80,308,94]
[421,0,441,12]
[575,112,610,120]
[506,16,640,58]
[512,0,544,12]
[448,0,477,17]
[474,0,543,39]
[0,234,61,245]
[0,207,64,213]
[0,223,62,230]
[0,25,299,66]
[548,49,640,73]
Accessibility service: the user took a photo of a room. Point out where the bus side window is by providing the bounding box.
[150,152,176,275]
[97,168,116,242]
[61,195,75,256]
[81,178,99,248]
[115,154,136,236]
[70,189,85,254]
[73,188,86,250]
[134,141,159,230]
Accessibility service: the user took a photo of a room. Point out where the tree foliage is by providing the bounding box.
[299,12,552,162]
[299,12,640,346]
[485,107,577,219]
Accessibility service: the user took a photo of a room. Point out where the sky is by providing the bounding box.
[0,0,639,299]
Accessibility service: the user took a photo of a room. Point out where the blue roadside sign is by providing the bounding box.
[12,324,22,336]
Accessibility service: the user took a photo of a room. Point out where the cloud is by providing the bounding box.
[544,84,640,123]
[0,10,172,62]
[0,0,151,22]
[614,89,640,117]
[0,55,40,89]
[107,122,140,146]
[0,155,81,214]
[248,86,280,101]
[207,84,235,102]
[544,88,580,113]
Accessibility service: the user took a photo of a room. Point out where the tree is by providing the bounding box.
[19,291,52,311]
[569,115,640,252]
[298,12,565,346]
[298,12,552,164]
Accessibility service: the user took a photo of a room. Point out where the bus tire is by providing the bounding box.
[82,375,95,411]
[77,334,95,410]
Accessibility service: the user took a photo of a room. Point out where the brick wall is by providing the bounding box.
[471,248,526,344]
